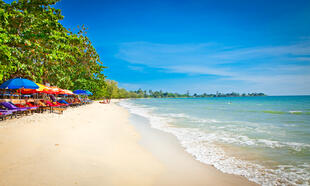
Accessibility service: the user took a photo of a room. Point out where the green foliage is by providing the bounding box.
[98,79,137,99]
[99,79,266,99]
[135,91,266,98]
[0,0,106,98]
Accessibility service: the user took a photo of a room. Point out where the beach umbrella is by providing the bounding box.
[73,90,88,95]
[49,87,63,94]
[20,88,37,94]
[41,86,61,94]
[0,77,39,89]
[50,87,60,94]
[63,89,74,95]
[0,78,39,102]
[66,90,74,95]
[43,86,55,94]
[85,90,93,96]
[36,83,47,92]
[58,89,66,95]
[21,83,47,94]
[31,83,48,100]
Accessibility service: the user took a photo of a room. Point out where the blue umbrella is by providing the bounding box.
[73,90,88,95]
[85,90,93,96]
[0,77,39,89]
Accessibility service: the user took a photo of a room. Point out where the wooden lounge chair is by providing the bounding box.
[38,101,52,113]
[44,100,66,114]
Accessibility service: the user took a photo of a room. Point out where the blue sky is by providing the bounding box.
[15,0,310,94]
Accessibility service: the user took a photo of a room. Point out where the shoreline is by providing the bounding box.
[0,101,256,186]
[128,112,257,186]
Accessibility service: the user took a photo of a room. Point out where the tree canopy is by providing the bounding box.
[0,0,107,98]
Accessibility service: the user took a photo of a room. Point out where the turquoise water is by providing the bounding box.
[119,96,310,185]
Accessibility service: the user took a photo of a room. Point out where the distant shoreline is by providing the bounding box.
[125,90,266,98]
[111,95,310,100]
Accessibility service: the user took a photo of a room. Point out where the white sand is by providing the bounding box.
[0,101,256,186]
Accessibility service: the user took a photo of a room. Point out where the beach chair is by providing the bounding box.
[0,110,13,120]
[73,98,82,106]
[0,102,29,116]
[44,100,66,114]
[38,101,52,113]
[25,102,39,109]
[14,103,39,114]
[27,102,43,113]
[45,100,61,107]
[58,100,73,108]
[9,102,34,115]
[67,99,79,107]
[56,101,69,108]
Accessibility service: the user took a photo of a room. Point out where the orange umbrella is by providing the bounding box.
[51,87,69,94]
[21,83,47,94]
[21,89,37,94]
[63,90,74,95]
[58,89,66,95]
[43,86,55,94]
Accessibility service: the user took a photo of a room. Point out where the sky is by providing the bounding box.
[17,0,310,94]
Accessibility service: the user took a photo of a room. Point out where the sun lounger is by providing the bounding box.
[38,101,52,113]
[27,101,48,113]
[58,99,70,105]
[0,102,29,116]
[25,102,39,109]
[45,100,61,107]
[44,100,66,114]
[66,100,79,107]
[14,103,38,114]
[0,110,13,120]
[56,101,69,108]
[9,102,34,115]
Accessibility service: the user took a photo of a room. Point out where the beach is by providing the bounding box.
[0,101,255,186]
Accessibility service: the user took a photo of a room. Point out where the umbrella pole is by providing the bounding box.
[19,88,21,104]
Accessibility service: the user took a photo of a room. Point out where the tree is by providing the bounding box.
[0,0,106,98]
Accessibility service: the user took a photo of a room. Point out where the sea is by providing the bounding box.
[119,96,310,186]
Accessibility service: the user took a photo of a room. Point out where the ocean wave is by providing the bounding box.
[159,113,284,136]
[121,101,310,152]
[263,110,310,115]
[119,100,310,185]
[160,113,192,119]
[193,132,310,152]
[289,111,303,114]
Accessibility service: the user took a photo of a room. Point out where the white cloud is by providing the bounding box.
[116,41,310,67]
[115,41,310,94]
[127,65,145,72]
[165,65,235,76]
